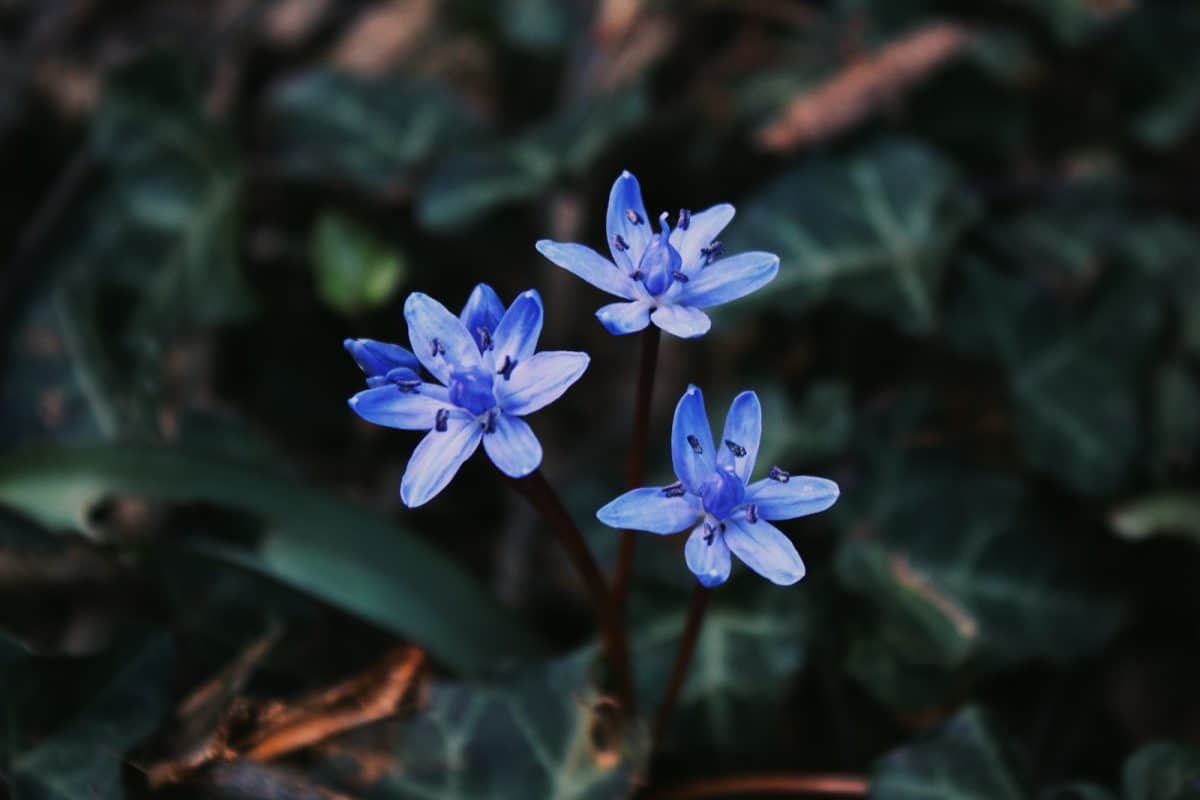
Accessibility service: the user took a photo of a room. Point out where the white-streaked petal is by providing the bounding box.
[482,413,543,478]
[685,524,731,587]
[673,251,779,309]
[651,304,711,338]
[495,351,589,416]
[399,410,483,507]
[716,391,761,484]
[670,203,735,272]
[724,516,805,585]
[746,475,840,521]
[404,292,481,384]
[606,170,652,270]
[536,241,636,299]
[491,289,543,369]
[459,284,506,352]
[348,385,450,430]
[671,385,716,493]
[596,487,702,534]
[596,300,652,335]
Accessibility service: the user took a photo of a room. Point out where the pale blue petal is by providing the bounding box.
[459,284,505,352]
[596,300,652,335]
[348,384,450,430]
[724,516,805,585]
[745,476,840,521]
[685,524,731,587]
[404,293,481,384]
[344,338,420,380]
[495,351,589,416]
[483,413,543,478]
[606,170,652,270]
[716,391,761,484]
[671,385,716,493]
[536,241,636,299]
[673,251,779,309]
[491,289,542,369]
[596,487,702,534]
[399,410,483,507]
[651,304,711,338]
[669,203,735,273]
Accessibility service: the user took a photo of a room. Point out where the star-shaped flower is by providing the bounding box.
[597,386,839,586]
[535,170,779,339]
[346,284,589,507]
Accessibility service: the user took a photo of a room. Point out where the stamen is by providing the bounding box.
[430,338,445,357]
[671,270,689,283]
[746,504,759,523]
[477,327,493,351]
[497,355,518,380]
[485,410,497,434]
[768,466,790,483]
[700,241,724,266]
[703,530,714,545]
[661,482,686,498]
[625,208,643,225]
[686,434,703,455]
[725,439,746,457]
[435,408,450,432]
[612,234,629,252]
[678,208,691,230]
[393,378,422,393]
[630,269,643,281]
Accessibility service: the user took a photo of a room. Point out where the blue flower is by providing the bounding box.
[535,171,779,339]
[597,386,839,587]
[347,284,590,507]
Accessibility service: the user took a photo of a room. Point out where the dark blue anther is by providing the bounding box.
[768,466,790,483]
[431,338,445,357]
[477,327,493,351]
[700,241,724,266]
[630,269,643,281]
[725,439,746,457]
[686,434,703,455]
[625,208,643,225]
[671,270,689,283]
[613,234,629,252]
[393,377,422,393]
[662,482,686,498]
[497,355,518,381]
[435,408,450,432]
[485,410,497,434]
[746,504,759,523]
[678,208,691,230]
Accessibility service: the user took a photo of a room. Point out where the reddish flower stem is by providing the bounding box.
[650,584,709,750]
[646,773,869,799]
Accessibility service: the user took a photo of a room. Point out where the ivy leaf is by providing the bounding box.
[872,706,1028,799]
[310,212,406,315]
[726,139,977,334]
[1123,742,1200,800]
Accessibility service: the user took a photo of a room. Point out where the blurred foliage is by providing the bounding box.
[2,0,1200,797]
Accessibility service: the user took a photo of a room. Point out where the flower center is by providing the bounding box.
[699,467,745,521]
[448,366,496,416]
[637,213,684,296]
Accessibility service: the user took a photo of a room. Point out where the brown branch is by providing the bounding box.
[647,773,870,799]
[755,21,974,153]
[650,585,708,751]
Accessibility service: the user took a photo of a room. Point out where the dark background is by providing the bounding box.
[2,0,1200,797]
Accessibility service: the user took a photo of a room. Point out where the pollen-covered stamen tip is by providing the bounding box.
[700,241,724,266]
[484,410,498,434]
[435,408,450,432]
[746,504,759,523]
[613,234,629,252]
[430,338,446,357]
[768,466,790,483]
[725,439,747,457]
[497,355,518,381]
[477,327,493,351]
[678,208,691,230]
[625,208,643,225]
[686,434,703,455]
[671,270,689,283]
[661,481,686,498]
[392,377,421,393]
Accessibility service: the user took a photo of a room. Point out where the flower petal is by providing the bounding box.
[491,289,542,370]
[673,251,779,309]
[536,241,636,299]
[459,283,506,352]
[344,338,420,380]
[651,304,711,338]
[404,292,481,384]
[606,170,652,270]
[596,487,702,534]
[685,524,731,587]
[746,476,840,521]
[596,300,652,335]
[715,391,761,484]
[483,413,543,478]
[670,203,735,272]
[495,351,589,416]
[671,385,716,493]
[724,516,805,585]
[399,410,483,507]
[348,384,450,430]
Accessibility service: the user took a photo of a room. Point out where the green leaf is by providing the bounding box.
[727,139,978,334]
[310,212,406,315]
[0,445,543,674]
[376,647,637,798]
[1123,742,1200,800]
[267,70,481,194]
[11,634,174,800]
[872,706,1028,800]
[1111,493,1200,545]
[946,258,1162,494]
